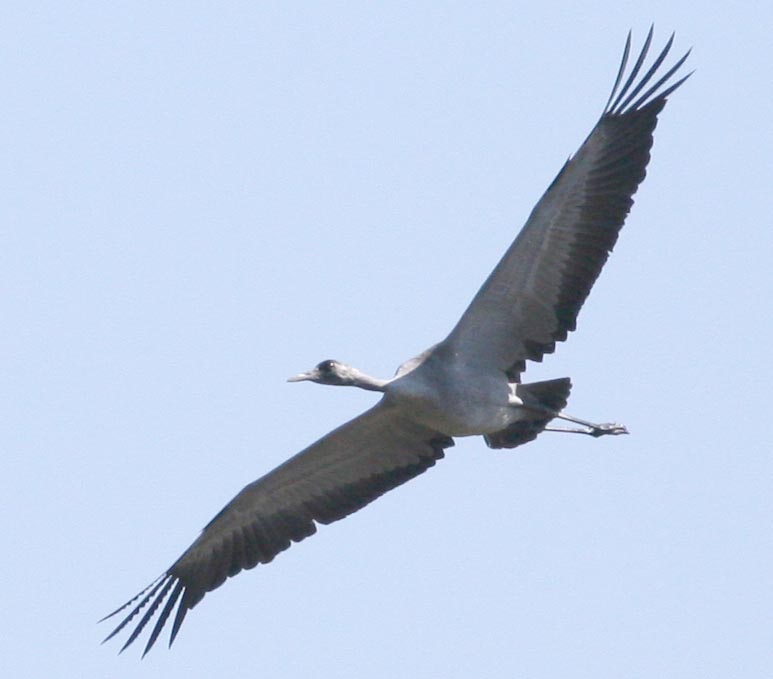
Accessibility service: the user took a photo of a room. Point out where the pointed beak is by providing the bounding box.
[287,370,315,383]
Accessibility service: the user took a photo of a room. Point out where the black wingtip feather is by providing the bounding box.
[604,30,632,113]
[100,575,170,645]
[609,25,654,113]
[100,571,194,656]
[118,576,176,654]
[606,28,691,117]
[168,591,192,648]
[142,581,184,657]
[627,51,693,112]
[99,574,165,626]
[613,32,674,113]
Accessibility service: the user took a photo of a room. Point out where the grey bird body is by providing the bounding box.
[103,28,691,656]
[385,344,519,436]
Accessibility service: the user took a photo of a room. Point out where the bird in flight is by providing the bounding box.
[102,28,691,656]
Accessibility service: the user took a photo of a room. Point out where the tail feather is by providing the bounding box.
[484,378,572,449]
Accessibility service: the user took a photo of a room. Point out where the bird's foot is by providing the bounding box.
[588,422,629,437]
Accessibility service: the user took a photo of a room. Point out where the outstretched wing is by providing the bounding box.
[102,401,452,656]
[445,28,691,378]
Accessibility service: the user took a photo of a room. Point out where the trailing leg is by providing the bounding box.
[545,413,628,437]
[487,378,627,448]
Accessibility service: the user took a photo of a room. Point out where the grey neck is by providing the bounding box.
[348,369,389,392]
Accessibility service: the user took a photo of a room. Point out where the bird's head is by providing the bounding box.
[287,359,357,386]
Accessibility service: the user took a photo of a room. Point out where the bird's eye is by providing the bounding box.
[318,360,335,372]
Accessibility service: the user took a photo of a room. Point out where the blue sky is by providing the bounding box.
[4,2,772,677]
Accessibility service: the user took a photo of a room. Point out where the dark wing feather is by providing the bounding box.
[445,28,691,378]
[101,401,452,655]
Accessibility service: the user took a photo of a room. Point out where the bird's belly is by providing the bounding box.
[386,370,513,437]
[418,403,513,437]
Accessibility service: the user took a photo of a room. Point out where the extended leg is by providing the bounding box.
[545,412,628,437]
[496,380,626,448]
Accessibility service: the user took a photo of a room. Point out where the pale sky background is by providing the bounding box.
[3,2,772,678]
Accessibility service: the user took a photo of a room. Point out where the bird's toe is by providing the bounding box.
[592,423,629,437]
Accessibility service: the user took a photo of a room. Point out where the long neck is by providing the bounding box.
[347,367,389,392]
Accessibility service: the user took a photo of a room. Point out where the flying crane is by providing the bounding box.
[103,28,691,655]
